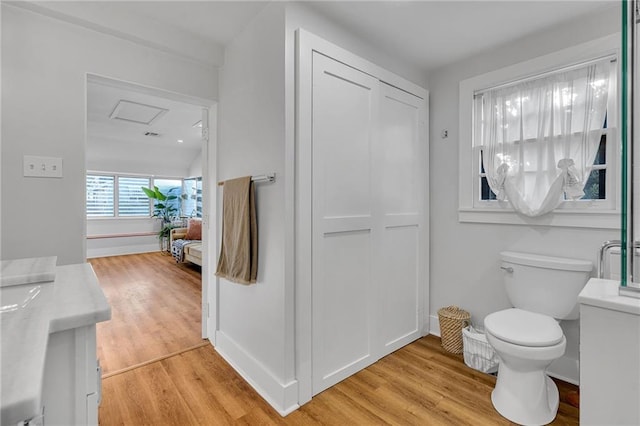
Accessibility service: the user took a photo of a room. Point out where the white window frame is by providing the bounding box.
[458,34,621,229]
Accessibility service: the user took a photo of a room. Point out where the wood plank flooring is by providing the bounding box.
[99,335,579,425]
[89,252,203,375]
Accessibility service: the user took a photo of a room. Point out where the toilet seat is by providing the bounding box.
[485,308,563,347]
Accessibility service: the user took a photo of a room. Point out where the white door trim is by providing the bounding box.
[205,104,219,343]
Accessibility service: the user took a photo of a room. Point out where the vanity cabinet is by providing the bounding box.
[0,262,110,426]
[579,278,640,425]
[41,324,101,425]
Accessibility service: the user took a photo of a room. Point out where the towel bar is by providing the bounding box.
[217,173,276,186]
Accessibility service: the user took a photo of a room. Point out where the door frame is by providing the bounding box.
[294,29,430,405]
[84,73,217,339]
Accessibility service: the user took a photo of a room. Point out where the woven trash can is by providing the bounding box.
[438,306,470,354]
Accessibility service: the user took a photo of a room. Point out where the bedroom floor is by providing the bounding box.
[89,252,203,376]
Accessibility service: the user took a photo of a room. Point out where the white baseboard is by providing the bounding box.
[86,244,159,258]
[429,314,441,337]
[214,331,299,416]
[547,355,579,385]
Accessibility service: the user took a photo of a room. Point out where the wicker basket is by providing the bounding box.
[438,306,471,354]
[462,326,499,373]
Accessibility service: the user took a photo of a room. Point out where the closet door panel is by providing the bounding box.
[378,90,421,215]
[312,52,380,394]
[315,230,372,389]
[313,55,373,219]
[376,83,425,354]
[380,225,419,350]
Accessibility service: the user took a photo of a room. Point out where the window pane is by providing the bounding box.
[118,177,150,216]
[87,175,114,217]
[153,178,182,217]
[182,177,202,218]
[582,169,606,200]
[481,176,497,200]
[593,134,606,165]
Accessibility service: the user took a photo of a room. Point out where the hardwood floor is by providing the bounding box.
[99,335,579,425]
[89,252,203,375]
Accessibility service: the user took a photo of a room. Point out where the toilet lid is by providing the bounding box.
[484,308,564,347]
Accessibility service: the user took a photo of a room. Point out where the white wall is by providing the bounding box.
[188,151,203,178]
[427,4,620,384]
[285,3,428,89]
[86,137,196,178]
[215,2,292,414]
[1,4,217,265]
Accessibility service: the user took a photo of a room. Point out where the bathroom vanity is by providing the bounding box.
[0,259,111,425]
[579,278,640,425]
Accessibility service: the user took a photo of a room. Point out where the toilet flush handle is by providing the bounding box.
[500,266,514,273]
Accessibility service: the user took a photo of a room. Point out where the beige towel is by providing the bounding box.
[215,176,258,284]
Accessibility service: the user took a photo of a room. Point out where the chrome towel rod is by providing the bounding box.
[217,173,276,186]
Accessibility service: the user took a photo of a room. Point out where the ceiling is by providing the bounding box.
[35,0,617,175]
[86,80,203,174]
[22,0,616,73]
[305,1,615,72]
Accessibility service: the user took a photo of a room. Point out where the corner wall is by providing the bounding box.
[427,4,620,384]
[215,2,295,415]
[1,4,217,265]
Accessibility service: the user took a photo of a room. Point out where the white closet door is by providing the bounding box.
[312,52,380,394]
[376,83,426,355]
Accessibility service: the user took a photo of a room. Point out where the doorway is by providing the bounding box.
[84,74,216,374]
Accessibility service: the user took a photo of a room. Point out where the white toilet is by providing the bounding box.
[484,251,592,426]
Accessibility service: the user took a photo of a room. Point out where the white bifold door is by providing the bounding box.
[311,52,427,395]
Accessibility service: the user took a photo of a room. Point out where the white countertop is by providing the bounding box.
[1,257,57,288]
[0,262,111,425]
[579,278,640,316]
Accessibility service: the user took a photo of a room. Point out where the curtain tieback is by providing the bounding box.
[495,163,509,201]
[558,158,584,200]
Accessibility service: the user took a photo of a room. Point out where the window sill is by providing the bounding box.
[458,208,621,229]
[87,216,154,221]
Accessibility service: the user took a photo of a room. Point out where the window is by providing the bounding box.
[478,121,610,202]
[86,173,185,219]
[86,175,114,217]
[458,34,620,228]
[153,178,182,215]
[118,177,150,216]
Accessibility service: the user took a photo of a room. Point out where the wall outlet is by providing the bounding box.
[23,155,63,178]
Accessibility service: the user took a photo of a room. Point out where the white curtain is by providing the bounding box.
[481,59,610,217]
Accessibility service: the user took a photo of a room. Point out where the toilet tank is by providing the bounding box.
[500,251,593,320]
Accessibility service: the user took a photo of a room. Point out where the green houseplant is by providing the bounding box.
[141,186,179,248]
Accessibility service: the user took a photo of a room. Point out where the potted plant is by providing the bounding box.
[142,186,179,251]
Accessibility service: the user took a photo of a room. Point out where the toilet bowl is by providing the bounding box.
[484,252,592,425]
[485,308,566,425]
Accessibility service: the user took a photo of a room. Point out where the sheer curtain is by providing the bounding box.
[480,59,610,217]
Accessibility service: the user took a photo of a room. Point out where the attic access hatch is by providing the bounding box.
[109,100,168,125]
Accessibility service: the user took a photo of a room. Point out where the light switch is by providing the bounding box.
[23,155,63,178]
